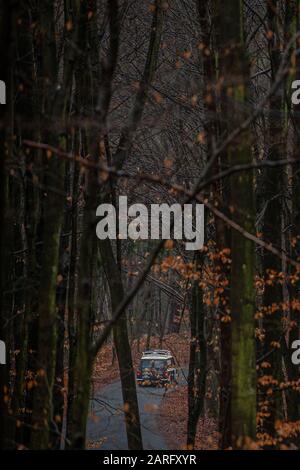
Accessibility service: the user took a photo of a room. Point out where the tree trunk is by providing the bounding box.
[99,240,143,449]
[218,0,257,448]
[187,252,207,449]
[30,0,65,449]
[259,0,285,441]
[0,0,16,450]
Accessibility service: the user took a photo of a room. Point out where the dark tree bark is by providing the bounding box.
[99,240,143,449]
[67,0,122,449]
[259,0,285,441]
[217,0,256,448]
[30,0,66,449]
[187,253,207,449]
[0,0,17,450]
[287,0,300,428]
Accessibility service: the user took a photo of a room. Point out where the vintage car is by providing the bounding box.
[136,349,178,386]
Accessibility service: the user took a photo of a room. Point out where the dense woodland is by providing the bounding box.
[0,0,300,450]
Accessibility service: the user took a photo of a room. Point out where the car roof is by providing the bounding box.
[141,349,173,360]
[141,355,170,361]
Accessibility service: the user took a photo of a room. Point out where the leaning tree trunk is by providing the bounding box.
[99,240,143,449]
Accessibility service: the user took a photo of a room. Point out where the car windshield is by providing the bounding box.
[140,359,166,370]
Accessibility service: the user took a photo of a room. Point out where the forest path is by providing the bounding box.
[87,381,168,450]
[87,380,170,450]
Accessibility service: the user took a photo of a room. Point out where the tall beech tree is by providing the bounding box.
[30,0,67,449]
[217,0,256,448]
[259,0,288,441]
